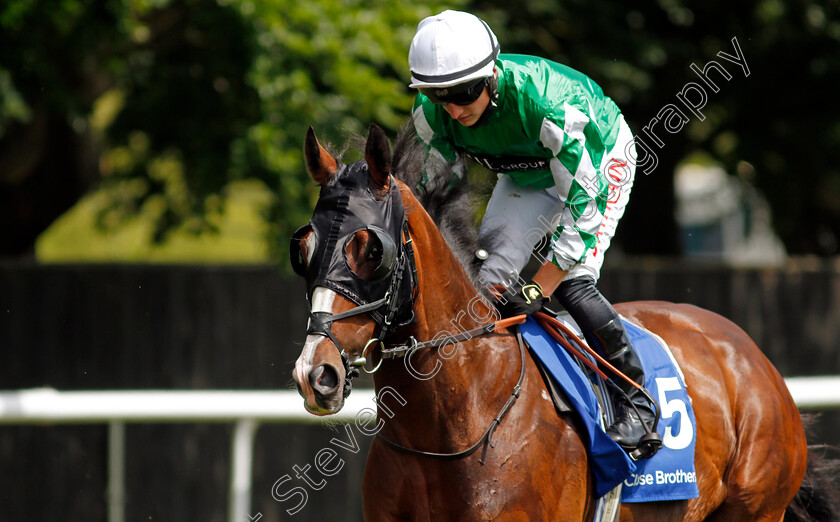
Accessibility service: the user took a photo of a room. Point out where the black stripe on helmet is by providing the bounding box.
[410,19,499,84]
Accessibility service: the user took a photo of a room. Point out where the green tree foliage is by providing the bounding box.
[1,0,263,254]
[2,0,838,264]
[0,0,458,264]
[1,0,130,254]
[105,0,262,241]
[238,0,460,261]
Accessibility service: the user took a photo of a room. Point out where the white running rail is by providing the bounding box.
[1,377,838,522]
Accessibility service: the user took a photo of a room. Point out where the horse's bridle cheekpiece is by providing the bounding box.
[291,161,417,397]
[293,157,530,464]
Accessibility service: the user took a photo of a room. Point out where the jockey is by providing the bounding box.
[408,10,659,456]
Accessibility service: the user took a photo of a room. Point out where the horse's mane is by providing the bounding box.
[390,122,486,287]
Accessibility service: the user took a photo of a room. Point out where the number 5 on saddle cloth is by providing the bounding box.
[521,314,699,503]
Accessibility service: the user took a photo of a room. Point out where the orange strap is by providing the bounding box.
[493,314,527,332]
[533,312,643,391]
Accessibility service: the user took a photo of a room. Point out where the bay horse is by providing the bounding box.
[291,123,823,520]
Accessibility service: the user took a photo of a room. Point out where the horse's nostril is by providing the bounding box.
[310,364,339,393]
[319,365,338,389]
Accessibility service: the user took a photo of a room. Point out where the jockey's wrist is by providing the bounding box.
[492,279,548,319]
[532,263,568,296]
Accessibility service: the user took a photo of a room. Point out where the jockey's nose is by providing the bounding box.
[446,103,464,118]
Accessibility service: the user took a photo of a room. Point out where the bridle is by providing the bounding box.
[304,219,418,398]
[293,160,526,463]
[291,158,420,396]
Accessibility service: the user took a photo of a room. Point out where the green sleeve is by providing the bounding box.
[531,98,610,269]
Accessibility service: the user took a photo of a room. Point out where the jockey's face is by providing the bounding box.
[442,87,491,127]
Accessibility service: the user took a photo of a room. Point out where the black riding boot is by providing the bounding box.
[590,319,661,459]
[556,277,661,458]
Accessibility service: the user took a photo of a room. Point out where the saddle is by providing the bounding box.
[520,312,700,505]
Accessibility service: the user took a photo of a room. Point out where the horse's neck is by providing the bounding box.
[400,186,492,341]
[373,186,521,448]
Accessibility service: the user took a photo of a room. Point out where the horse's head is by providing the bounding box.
[291,124,416,415]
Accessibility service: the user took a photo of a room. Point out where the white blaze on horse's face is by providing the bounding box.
[294,287,344,414]
[294,287,335,383]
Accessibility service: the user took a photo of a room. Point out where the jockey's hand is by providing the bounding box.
[493,281,548,318]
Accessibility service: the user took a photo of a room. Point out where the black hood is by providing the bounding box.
[293,160,415,327]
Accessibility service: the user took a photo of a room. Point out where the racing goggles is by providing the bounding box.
[419,78,487,106]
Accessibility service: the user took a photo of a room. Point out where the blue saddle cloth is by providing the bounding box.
[520,316,699,502]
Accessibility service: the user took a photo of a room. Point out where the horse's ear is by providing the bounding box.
[365,123,391,198]
[304,126,339,185]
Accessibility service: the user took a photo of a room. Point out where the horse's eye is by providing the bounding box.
[345,230,384,281]
[366,242,383,264]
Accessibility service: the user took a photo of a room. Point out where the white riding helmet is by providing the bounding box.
[408,10,500,88]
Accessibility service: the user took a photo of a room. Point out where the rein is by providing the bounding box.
[375,315,527,464]
[374,311,662,463]
[379,314,521,359]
